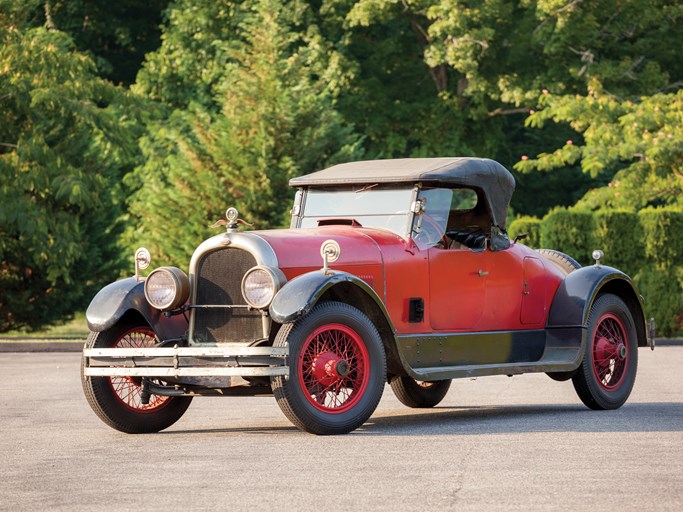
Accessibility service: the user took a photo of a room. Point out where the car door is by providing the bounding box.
[428,247,488,330]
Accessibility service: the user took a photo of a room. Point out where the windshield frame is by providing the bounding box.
[291,184,419,238]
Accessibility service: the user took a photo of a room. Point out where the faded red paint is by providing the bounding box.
[258,225,564,336]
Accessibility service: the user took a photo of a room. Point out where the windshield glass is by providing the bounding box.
[411,188,453,249]
[299,185,414,236]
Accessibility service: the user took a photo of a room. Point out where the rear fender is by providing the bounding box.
[86,277,188,341]
[547,265,649,348]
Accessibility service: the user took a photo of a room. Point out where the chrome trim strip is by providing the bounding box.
[84,346,288,357]
[84,367,289,377]
[187,232,278,345]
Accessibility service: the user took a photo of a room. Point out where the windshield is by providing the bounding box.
[411,188,453,250]
[298,185,414,236]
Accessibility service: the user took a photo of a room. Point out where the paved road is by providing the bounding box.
[1,348,681,511]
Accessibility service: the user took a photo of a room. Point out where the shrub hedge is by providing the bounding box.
[510,207,683,335]
[638,207,683,268]
[508,216,541,248]
[539,209,595,265]
[593,209,643,277]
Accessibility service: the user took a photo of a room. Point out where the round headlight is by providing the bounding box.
[144,267,190,311]
[241,266,285,309]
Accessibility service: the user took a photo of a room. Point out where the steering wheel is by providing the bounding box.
[414,214,448,248]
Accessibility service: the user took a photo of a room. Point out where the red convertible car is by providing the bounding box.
[82,158,654,434]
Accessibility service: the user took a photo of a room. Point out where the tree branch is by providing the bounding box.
[554,0,583,15]
[487,107,531,117]
[44,2,57,31]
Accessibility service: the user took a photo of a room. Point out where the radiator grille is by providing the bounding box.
[192,248,263,344]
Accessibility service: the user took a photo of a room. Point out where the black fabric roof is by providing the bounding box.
[290,157,516,229]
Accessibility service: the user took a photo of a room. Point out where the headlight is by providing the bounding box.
[144,267,190,311]
[241,266,285,309]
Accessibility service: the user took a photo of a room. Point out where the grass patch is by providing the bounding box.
[0,312,89,340]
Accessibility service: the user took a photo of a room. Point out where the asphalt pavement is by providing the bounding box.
[1,348,681,511]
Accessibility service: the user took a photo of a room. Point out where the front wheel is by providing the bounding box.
[572,294,638,410]
[271,301,386,435]
[390,376,451,408]
[81,319,192,433]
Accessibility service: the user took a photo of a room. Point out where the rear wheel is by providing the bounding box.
[81,319,192,433]
[271,301,386,435]
[390,377,451,408]
[572,294,638,410]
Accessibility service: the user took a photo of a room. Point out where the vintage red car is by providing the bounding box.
[82,157,654,435]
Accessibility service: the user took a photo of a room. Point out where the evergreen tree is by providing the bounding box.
[0,22,145,331]
[126,0,362,266]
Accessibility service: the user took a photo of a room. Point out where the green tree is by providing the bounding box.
[516,90,683,210]
[0,0,170,85]
[0,23,145,331]
[134,0,245,110]
[127,0,362,265]
[335,0,683,214]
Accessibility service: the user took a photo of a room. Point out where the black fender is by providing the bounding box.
[547,265,648,347]
[269,270,405,375]
[85,277,188,341]
[269,270,393,327]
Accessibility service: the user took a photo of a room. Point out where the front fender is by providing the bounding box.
[547,265,648,346]
[269,270,390,325]
[86,277,188,341]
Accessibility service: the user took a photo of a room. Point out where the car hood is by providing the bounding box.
[252,226,406,270]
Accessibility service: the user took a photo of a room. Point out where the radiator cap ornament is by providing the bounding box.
[210,207,253,233]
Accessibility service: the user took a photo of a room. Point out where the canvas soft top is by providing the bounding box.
[290,157,516,229]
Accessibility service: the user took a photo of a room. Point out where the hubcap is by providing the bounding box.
[592,313,629,391]
[298,323,369,414]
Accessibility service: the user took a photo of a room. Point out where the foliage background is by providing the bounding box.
[0,0,681,332]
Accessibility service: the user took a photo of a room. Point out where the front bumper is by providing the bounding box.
[83,345,289,378]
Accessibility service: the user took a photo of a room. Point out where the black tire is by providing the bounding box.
[572,294,638,410]
[390,377,451,408]
[536,248,581,274]
[81,320,192,433]
[271,301,386,435]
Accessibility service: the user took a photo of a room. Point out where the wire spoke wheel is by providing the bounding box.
[592,314,628,391]
[298,323,369,413]
[572,294,638,410]
[108,327,170,412]
[272,301,386,435]
[82,319,192,433]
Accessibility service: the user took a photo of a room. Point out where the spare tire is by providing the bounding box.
[536,248,581,274]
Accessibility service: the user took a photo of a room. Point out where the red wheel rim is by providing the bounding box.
[592,313,629,391]
[297,323,370,414]
[108,327,171,413]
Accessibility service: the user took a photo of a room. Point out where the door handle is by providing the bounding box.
[478,269,489,277]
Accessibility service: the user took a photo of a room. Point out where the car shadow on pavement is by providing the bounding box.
[358,402,683,436]
[159,402,682,437]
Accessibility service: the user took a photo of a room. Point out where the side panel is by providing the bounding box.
[428,248,487,330]
[395,328,583,380]
[520,256,547,325]
[86,277,188,341]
